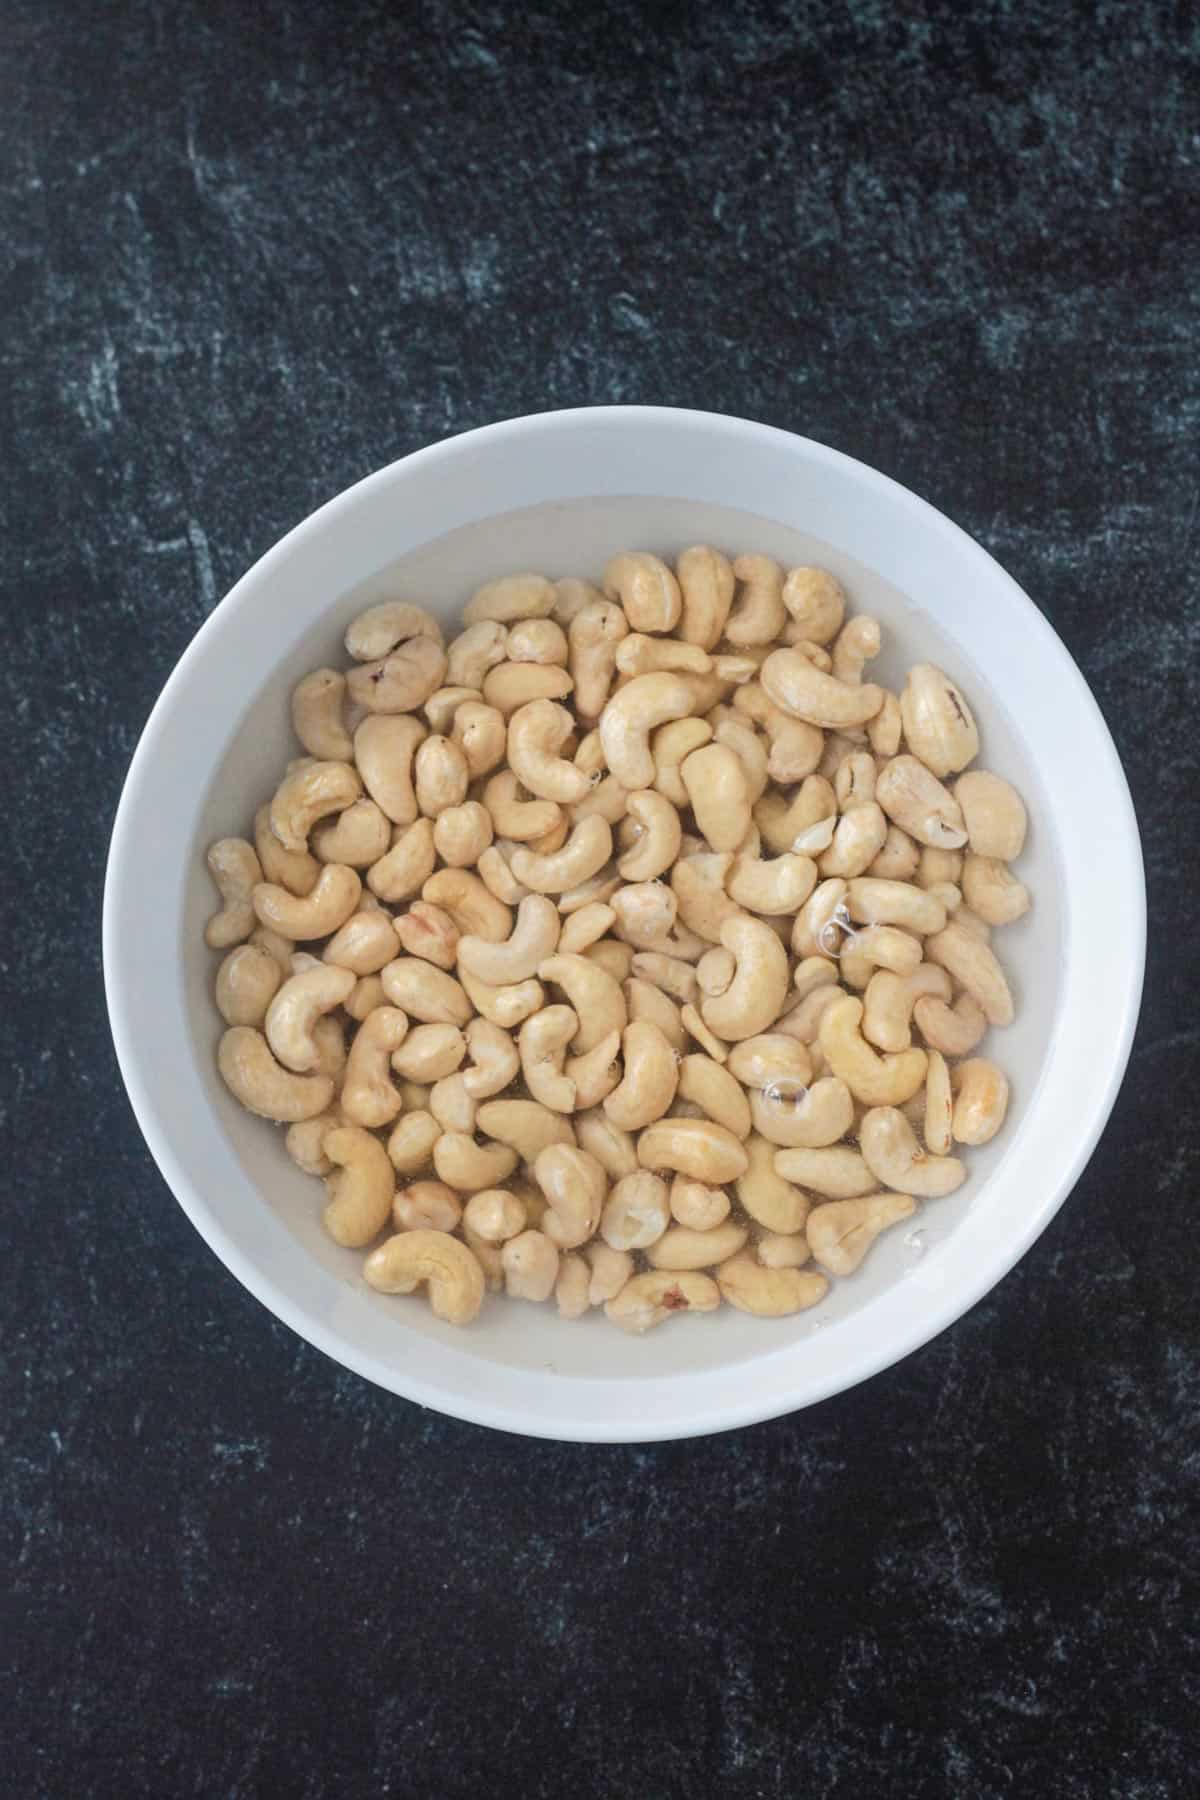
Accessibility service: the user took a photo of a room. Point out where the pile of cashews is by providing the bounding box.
[206,550,1029,1334]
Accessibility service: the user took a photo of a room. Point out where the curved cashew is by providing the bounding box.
[599,1170,670,1250]
[312,799,393,867]
[604,1269,719,1333]
[845,877,947,935]
[285,1110,339,1176]
[651,717,713,806]
[380,958,471,1026]
[718,1257,828,1316]
[819,995,926,1105]
[730,1132,807,1232]
[912,990,988,1056]
[724,849,816,917]
[253,864,361,940]
[413,735,469,818]
[954,770,1027,861]
[733,685,824,784]
[433,800,494,869]
[460,1017,520,1098]
[253,805,319,898]
[710,710,769,803]
[669,1178,731,1231]
[864,690,901,759]
[534,1143,608,1248]
[394,901,459,971]
[215,944,283,1027]
[465,572,556,625]
[346,636,447,715]
[205,838,263,948]
[265,963,356,1071]
[458,893,561,985]
[392,1180,463,1234]
[603,552,682,634]
[568,600,629,719]
[550,577,603,625]
[726,553,787,646]
[323,910,401,976]
[726,1034,813,1091]
[609,882,678,951]
[507,618,568,665]
[458,964,544,1029]
[571,775,630,831]
[839,925,924,988]
[292,668,352,761]
[678,1004,727,1064]
[697,947,736,998]
[603,1021,679,1129]
[807,1192,917,1276]
[559,902,617,955]
[268,761,363,852]
[432,1132,519,1192]
[961,854,1031,926]
[566,1030,622,1108]
[671,854,740,943]
[677,1054,751,1139]
[364,1228,485,1326]
[875,756,967,850]
[499,1229,559,1302]
[518,1006,579,1111]
[951,1058,1010,1145]
[648,1219,747,1270]
[859,1105,966,1197]
[462,1187,527,1244]
[861,965,952,1053]
[631,952,697,1002]
[217,1027,334,1121]
[925,921,1014,1027]
[869,825,920,883]
[366,818,436,903]
[754,1232,812,1270]
[345,599,442,663]
[386,1109,441,1174]
[625,977,686,1049]
[773,1147,872,1200]
[755,775,836,855]
[445,619,509,689]
[339,1005,408,1127]
[616,790,682,883]
[819,803,888,879]
[900,663,980,777]
[700,915,790,1042]
[749,1076,854,1148]
[781,567,845,643]
[422,869,512,944]
[831,615,881,686]
[346,975,385,1021]
[537,953,628,1053]
[423,685,481,734]
[505,699,592,804]
[321,1126,395,1246]
[475,1098,575,1163]
[636,1118,749,1184]
[450,698,507,778]
[762,648,883,729]
[675,544,735,648]
[508,816,611,895]
[600,672,697,790]
[679,743,751,854]
[482,661,574,715]
[789,877,849,959]
[390,1022,466,1083]
[575,1108,639,1181]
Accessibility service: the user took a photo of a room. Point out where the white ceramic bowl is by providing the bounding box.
[104,406,1144,1441]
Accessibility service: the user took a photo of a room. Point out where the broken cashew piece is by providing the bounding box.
[604,1270,719,1333]
[807,1193,917,1276]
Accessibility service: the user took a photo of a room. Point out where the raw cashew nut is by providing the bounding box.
[636,1118,749,1184]
[253,805,319,897]
[265,963,356,1071]
[603,552,682,634]
[677,1055,751,1139]
[346,636,447,715]
[445,620,509,689]
[322,1127,395,1247]
[340,1005,409,1127]
[215,944,283,1027]
[575,1109,639,1181]
[710,710,769,802]
[925,921,1014,1027]
[364,1228,485,1325]
[700,915,790,1042]
[268,761,363,852]
[507,699,592,803]
[725,851,817,916]
[618,790,682,882]
[537,952,628,1052]
[600,672,697,790]
[568,601,629,719]
[648,1220,748,1270]
[584,1242,633,1305]
[859,1106,967,1196]
[718,1258,828,1316]
[845,878,947,936]
[807,1192,917,1276]
[609,882,678,951]
[961,855,1031,926]
[731,1133,808,1232]
[678,743,750,854]
[631,952,697,1003]
[458,965,544,1029]
[508,618,568,665]
[312,800,393,867]
[423,685,480,733]
[465,572,557,625]
[600,1171,671,1250]
[781,567,846,643]
[460,1017,520,1098]
[912,990,988,1056]
[697,947,736,997]
[670,1178,731,1231]
[519,1006,580,1111]
[559,902,617,955]
[434,801,494,869]
[253,864,362,940]
[790,877,848,960]
[390,1023,467,1083]
[762,648,883,729]
[423,868,512,942]
[754,775,835,855]
[475,1098,575,1163]
[347,975,385,1021]
[900,664,980,778]
[509,816,612,894]
[727,553,787,646]
[676,544,735,648]
[839,925,924,988]
[534,1143,608,1248]
[380,958,472,1026]
[483,662,574,714]
[450,699,507,777]
[352,718,426,825]
[462,1187,527,1243]
[366,818,436,903]
[819,995,927,1106]
[433,1132,519,1192]
[500,1230,560,1302]
[955,771,1028,861]
[292,668,352,761]
[861,965,952,1053]
[217,1027,334,1121]
[604,1022,679,1129]
[726,1033,813,1092]
[323,910,401,975]
[345,600,443,663]
[870,825,920,883]
[394,901,460,971]
[604,1270,720,1333]
[392,1180,463,1234]
[552,577,604,624]
[205,838,263,947]
[951,1058,1010,1145]
[651,716,713,806]
[672,854,740,943]
[923,1048,954,1155]
[749,1076,854,1148]
[875,757,967,850]
[386,1109,441,1174]
[458,894,561,984]
[414,735,469,817]
[831,615,881,686]
[754,1232,812,1270]
[734,685,824,784]
[616,634,713,677]
[819,804,889,880]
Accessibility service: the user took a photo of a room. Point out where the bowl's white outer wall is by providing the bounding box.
[103,407,1145,1441]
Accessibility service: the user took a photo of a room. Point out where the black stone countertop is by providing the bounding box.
[4,3,1198,1795]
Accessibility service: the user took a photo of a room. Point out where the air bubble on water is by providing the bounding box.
[904,1228,926,1261]
[763,1078,807,1111]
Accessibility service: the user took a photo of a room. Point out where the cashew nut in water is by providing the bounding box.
[292,668,353,761]
[218,1027,334,1121]
[462,1187,527,1244]
[424,686,480,734]
[568,601,629,719]
[390,1022,466,1083]
[574,1109,638,1183]
[445,620,508,690]
[450,698,508,777]
[585,940,635,982]
[509,815,612,894]
[701,915,790,1042]
[679,1004,729,1064]
[414,735,470,817]
[869,824,920,883]
[859,1106,966,1196]
[537,953,627,1052]
[617,790,682,882]
[866,689,902,758]
[253,805,319,897]
[465,572,556,625]
[518,1006,579,1111]
[458,893,560,985]
[475,1098,574,1163]
[727,553,787,646]
[670,1177,731,1231]
[912,990,988,1057]
[215,944,283,1027]
[205,839,263,948]
[555,1253,592,1318]
[807,1192,917,1276]
[923,1049,954,1156]
[499,1229,559,1301]
[431,801,493,870]
[773,1145,875,1197]
[265,963,356,1071]
[677,1055,751,1139]
[718,1258,829,1316]
[581,1242,632,1305]
[861,965,952,1053]
[623,979,684,1050]
[875,757,967,850]
[312,799,393,867]
[340,1005,409,1128]
[389,903,455,973]
[671,854,740,943]
[508,618,568,665]
[603,1022,679,1130]
[726,1034,813,1092]
[819,994,927,1106]
[432,1131,519,1192]
[925,921,1014,1027]
[346,634,449,716]
[366,818,436,903]
[676,544,735,648]
[648,1219,748,1270]
[954,770,1028,861]
[352,715,424,825]
[831,615,881,686]
[600,672,697,790]
[819,804,889,880]
[839,924,924,988]
[603,552,682,634]
[781,567,846,643]
[762,648,883,729]
[393,1179,463,1234]
[754,1231,812,1269]
[845,878,946,936]
[422,868,512,943]
[604,1270,720,1333]
[631,951,697,1002]
[346,975,385,1021]
[534,1143,608,1248]
[345,600,443,664]
[609,882,678,951]
[268,761,363,853]
[951,1058,1010,1145]
[900,664,979,778]
[961,854,1031,926]
[456,1017,519,1099]
[559,902,617,955]
[321,1126,396,1246]
[253,863,362,940]
[378,957,470,1026]
[458,964,544,1029]
[749,1076,854,1149]
[386,1109,441,1174]
[507,699,593,803]
[364,1229,485,1325]
[755,776,835,857]
[636,1118,749,1184]
[482,662,574,715]
[556,864,622,914]
[651,716,713,806]
[322,909,400,975]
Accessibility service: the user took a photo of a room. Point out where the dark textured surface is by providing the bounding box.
[4,1,1198,1794]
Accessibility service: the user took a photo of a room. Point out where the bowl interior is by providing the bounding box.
[182,492,1059,1381]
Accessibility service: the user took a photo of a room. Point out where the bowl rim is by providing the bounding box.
[103,404,1146,1441]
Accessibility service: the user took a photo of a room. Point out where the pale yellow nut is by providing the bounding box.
[700,914,790,1043]
[393,901,459,971]
[773,1145,875,1197]
[604,1269,720,1333]
[614,790,680,889]
[345,636,447,715]
[556,864,622,914]
[389,1022,467,1083]
[679,1004,728,1063]
[819,803,889,880]
[725,851,817,916]
[807,1192,917,1276]
[424,1066,474,1127]
[636,1117,749,1184]
[322,1126,395,1247]
[954,770,1028,861]
[647,1219,748,1271]
[603,1021,679,1130]
[761,647,884,729]
[252,864,362,941]
[859,1105,966,1197]
[669,1177,731,1231]
[413,734,469,817]
[460,1018,520,1099]
[792,957,839,1001]
[875,756,967,851]
[291,667,353,761]
[465,572,557,625]
[671,853,740,944]
[312,799,393,867]
[866,690,902,758]
[710,709,769,802]
[217,1026,334,1122]
[754,1231,812,1270]
[571,774,630,830]
[754,774,835,855]
[725,1034,813,1092]
[535,1143,608,1249]
[831,615,881,686]
[585,1242,634,1305]
[600,672,698,791]
[264,963,356,1072]
[392,1179,462,1234]
[475,1098,575,1163]
[346,974,385,1021]
[507,618,569,665]
[423,868,512,943]
[899,664,980,778]
[509,816,612,894]
[676,1055,751,1139]
[559,902,617,955]
[482,662,574,714]
[344,599,443,663]
[386,1109,441,1174]
[675,544,735,648]
[380,958,472,1026]
[462,1187,527,1244]
[268,761,363,853]
[726,553,787,646]
[616,633,713,677]
[609,881,678,951]
[718,1257,829,1317]
[575,1108,639,1180]
[507,698,593,803]
[366,818,436,903]
[556,1253,592,1319]
[285,1110,339,1176]
[951,1057,1011,1145]
[458,964,544,1029]
[733,684,824,784]
[912,990,988,1057]
[253,805,319,898]
[961,854,1031,926]
[423,685,481,734]
[518,1005,580,1112]
[631,951,698,1003]
[790,876,848,960]
[603,552,682,634]
[501,1229,560,1302]
[445,620,509,689]
[214,944,282,1027]
[462,1228,504,1292]
[204,837,263,948]
[552,576,605,625]
[450,699,507,779]
[364,1229,485,1326]
[322,910,400,976]
[749,1076,854,1149]
[568,600,630,718]
[432,1132,519,1192]
[861,965,952,1053]
[730,1133,806,1232]
[625,977,685,1049]
[869,824,920,883]
[340,1005,409,1128]
[680,743,752,853]
[457,893,561,987]
[651,716,713,807]
[538,953,627,1053]
[781,566,846,643]
[845,877,947,935]
[923,1050,954,1156]
[839,924,924,989]
[819,994,927,1106]
[924,921,1014,1027]
[353,715,424,825]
